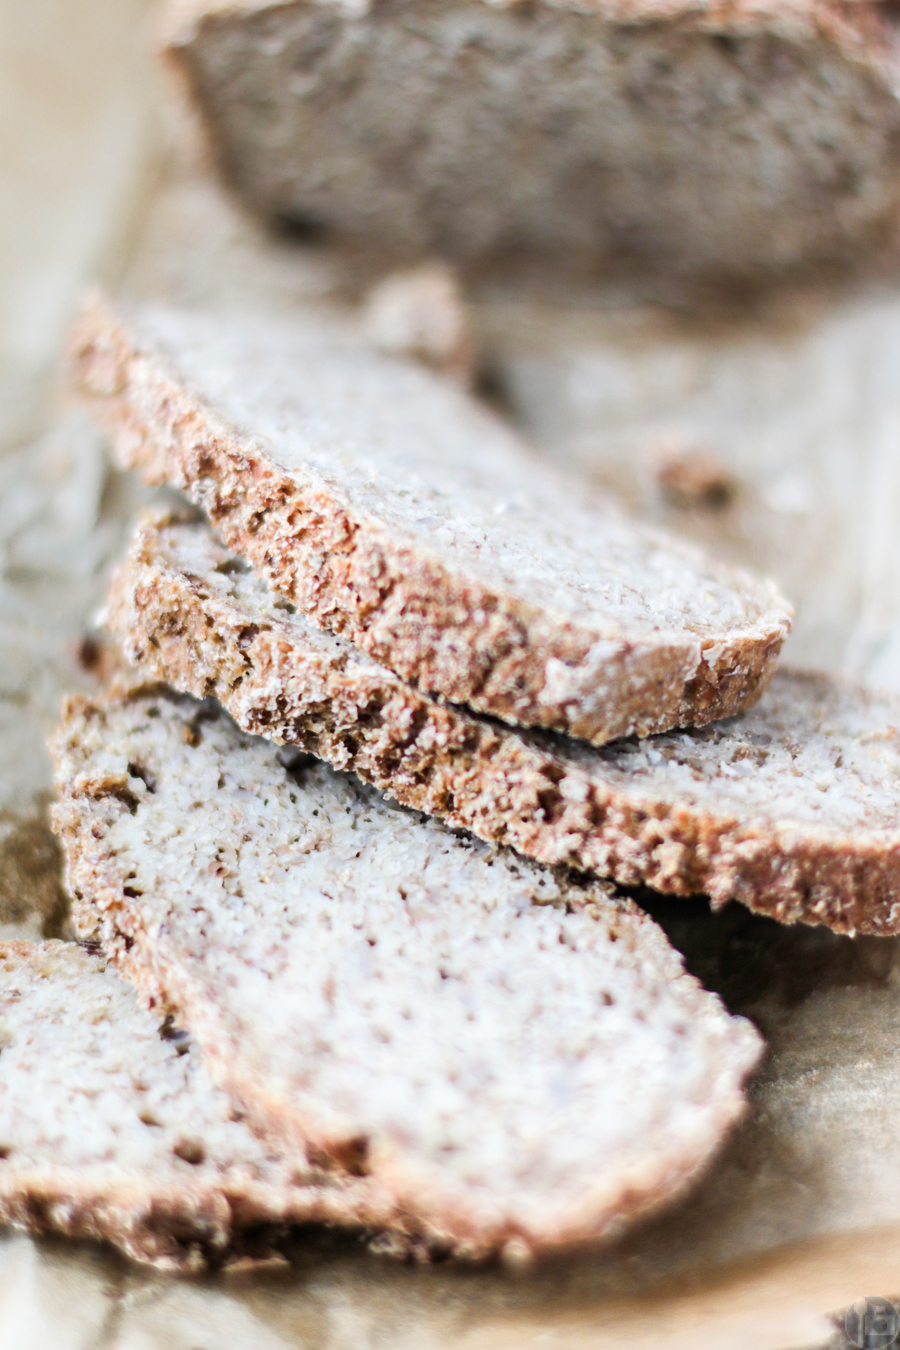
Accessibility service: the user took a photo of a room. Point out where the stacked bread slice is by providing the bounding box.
[50,683,761,1261]
[70,294,790,745]
[32,286,810,1268]
[107,515,900,935]
[38,269,900,1273]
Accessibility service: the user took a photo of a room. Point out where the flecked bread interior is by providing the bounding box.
[51,681,762,1258]
[0,940,396,1269]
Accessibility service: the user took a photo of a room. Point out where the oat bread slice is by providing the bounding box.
[0,940,397,1270]
[70,295,791,747]
[51,681,762,1258]
[162,0,900,285]
[109,516,900,935]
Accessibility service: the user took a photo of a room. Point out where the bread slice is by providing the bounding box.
[161,0,900,284]
[69,295,791,747]
[107,515,900,935]
[51,680,762,1258]
[0,940,397,1269]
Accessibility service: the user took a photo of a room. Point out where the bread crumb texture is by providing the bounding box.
[162,0,900,282]
[70,296,791,746]
[0,941,395,1269]
[51,683,761,1257]
[110,516,900,934]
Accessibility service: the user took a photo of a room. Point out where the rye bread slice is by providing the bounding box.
[69,295,791,747]
[109,515,900,935]
[51,681,762,1258]
[0,940,396,1269]
[161,0,900,285]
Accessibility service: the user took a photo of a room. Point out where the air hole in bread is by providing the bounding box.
[127,762,157,794]
[214,557,250,577]
[173,1138,206,1165]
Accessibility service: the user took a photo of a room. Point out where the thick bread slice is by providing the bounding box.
[51,682,762,1258]
[0,941,396,1269]
[70,296,791,746]
[162,0,900,284]
[109,516,900,935]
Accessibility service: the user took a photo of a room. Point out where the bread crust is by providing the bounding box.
[0,1167,384,1270]
[50,682,761,1257]
[107,515,900,936]
[69,295,790,747]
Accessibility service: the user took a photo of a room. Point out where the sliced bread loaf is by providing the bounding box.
[51,681,762,1258]
[70,295,791,747]
[162,0,900,284]
[110,515,900,934]
[0,940,395,1269]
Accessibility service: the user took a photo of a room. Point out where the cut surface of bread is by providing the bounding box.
[51,682,761,1257]
[0,940,396,1269]
[70,295,791,747]
[162,0,900,284]
[109,516,900,935]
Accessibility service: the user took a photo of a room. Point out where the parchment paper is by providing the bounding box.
[6,8,900,1346]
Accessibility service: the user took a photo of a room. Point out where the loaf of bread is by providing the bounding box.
[70,295,791,747]
[52,680,761,1259]
[163,0,900,284]
[107,515,900,935]
[0,940,396,1268]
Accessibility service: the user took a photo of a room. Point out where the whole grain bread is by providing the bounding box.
[162,0,900,285]
[51,681,762,1258]
[70,295,791,746]
[108,515,900,935]
[0,940,397,1269]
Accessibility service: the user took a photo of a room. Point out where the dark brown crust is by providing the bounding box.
[68,295,788,747]
[108,517,900,936]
